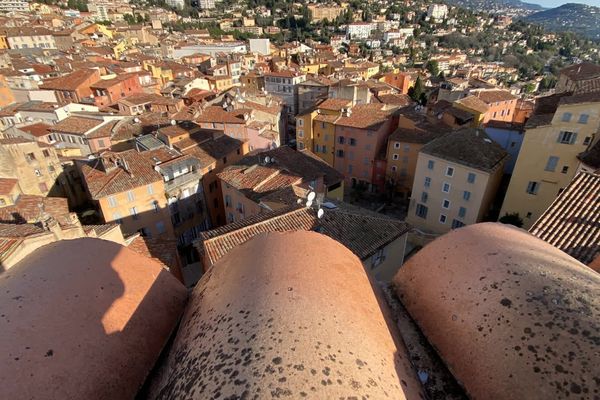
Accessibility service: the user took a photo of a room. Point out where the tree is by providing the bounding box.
[408,76,424,103]
[426,60,439,76]
[499,213,524,228]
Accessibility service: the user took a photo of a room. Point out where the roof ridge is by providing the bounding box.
[203,207,312,245]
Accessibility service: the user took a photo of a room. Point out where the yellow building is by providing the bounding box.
[0,138,64,197]
[312,114,337,165]
[499,94,600,229]
[453,95,489,126]
[296,98,352,166]
[407,129,507,235]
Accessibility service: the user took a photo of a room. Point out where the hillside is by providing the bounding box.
[445,0,544,13]
[524,3,600,39]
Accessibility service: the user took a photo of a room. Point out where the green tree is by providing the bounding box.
[426,60,439,76]
[499,213,524,228]
[408,76,424,103]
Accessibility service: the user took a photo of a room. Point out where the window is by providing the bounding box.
[336,150,344,158]
[428,160,435,170]
[108,196,117,207]
[391,165,397,172]
[463,190,471,201]
[322,145,327,153]
[561,112,572,122]
[156,221,166,234]
[439,214,447,224]
[298,142,305,150]
[526,181,539,195]
[112,212,122,224]
[152,200,159,213]
[467,173,476,183]
[98,139,106,148]
[544,156,559,172]
[348,164,353,174]
[557,131,577,144]
[451,219,465,229]
[442,182,451,193]
[583,136,592,146]
[442,199,450,209]
[578,114,589,124]
[237,202,244,214]
[147,184,154,195]
[421,192,428,203]
[458,206,466,218]
[404,144,410,152]
[416,204,428,219]
[392,154,399,160]
[223,157,227,164]
[424,177,431,188]
[349,138,356,146]
[225,194,232,207]
[561,166,569,174]
[39,183,48,192]
[394,142,400,149]
[338,136,345,144]
[363,157,369,166]
[297,130,304,138]
[26,152,36,162]
[127,190,135,202]
[446,166,454,177]
[298,118,304,126]
[130,207,139,220]
[228,212,234,223]
[139,227,151,237]
[34,169,42,177]
[42,150,50,157]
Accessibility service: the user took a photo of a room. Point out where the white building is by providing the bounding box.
[427,4,448,21]
[346,22,373,40]
[165,0,184,9]
[0,0,29,12]
[383,28,413,44]
[170,42,247,58]
[249,38,271,56]
[264,71,306,117]
[198,0,215,9]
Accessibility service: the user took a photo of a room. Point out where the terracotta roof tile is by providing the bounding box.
[529,171,600,266]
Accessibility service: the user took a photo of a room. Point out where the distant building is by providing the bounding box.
[346,22,373,40]
[0,0,29,12]
[198,0,215,9]
[165,0,184,9]
[307,4,346,22]
[427,4,448,20]
[555,62,600,94]
[407,128,507,234]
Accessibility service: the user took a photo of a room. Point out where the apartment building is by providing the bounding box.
[89,73,144,107]
[0,137,64,197]
[4,27,57,50]
[264,70,306,118]
[386,113,452,197]
[332,104,399,192]
[407,129,507,234]
[346,23,373,40]
[499,92,600,228]
[307,4,346,22]
[39,69,101,104]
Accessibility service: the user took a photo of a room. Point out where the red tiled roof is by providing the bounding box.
[530,172,600,266]
[18,123,52,138]
[49,116,104,136]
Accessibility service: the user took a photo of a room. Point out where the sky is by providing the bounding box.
[532,0,600,7]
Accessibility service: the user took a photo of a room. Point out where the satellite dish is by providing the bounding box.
[134,117,140,123]
[296,198,302,204]
[307,191,316,202]
[264,156,271,163]
[306,199,313,208]
[317,208,324,219]
[170,119,176,125]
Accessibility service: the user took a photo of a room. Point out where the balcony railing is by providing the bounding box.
[164,170,201,191]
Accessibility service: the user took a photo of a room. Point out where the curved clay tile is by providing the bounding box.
[147,231,425,399]
[394,223,600,400]
[0,238,188,400]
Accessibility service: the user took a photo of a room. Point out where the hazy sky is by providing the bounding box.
[533,0,600,7]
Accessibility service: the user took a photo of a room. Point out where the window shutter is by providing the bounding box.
[557,131,562,143]
[570,132,578,144]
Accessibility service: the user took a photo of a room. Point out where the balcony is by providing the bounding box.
[164,170,201,192]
